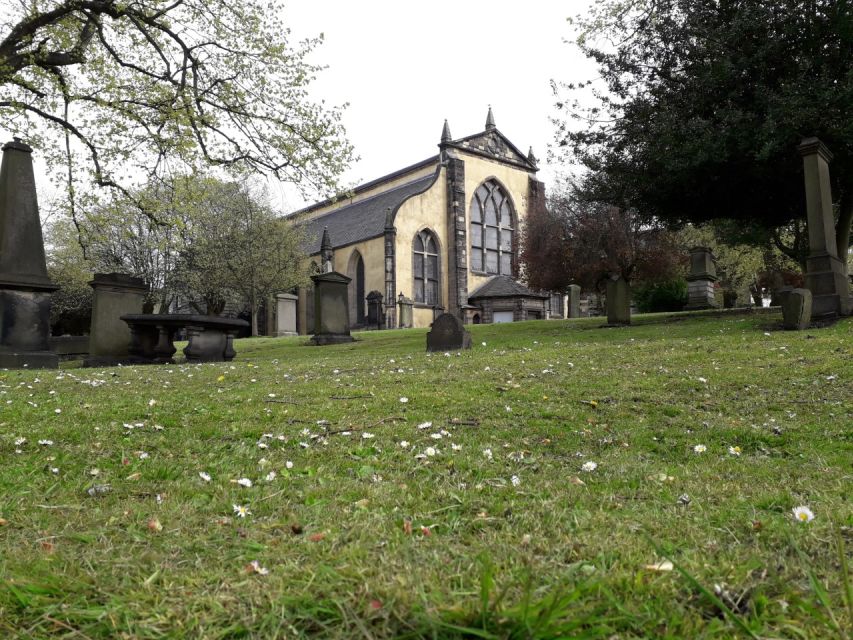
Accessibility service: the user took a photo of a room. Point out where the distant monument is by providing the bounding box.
[798,138,851,317]
[275,293,298,336]
[84,273,147,366]
[685,247,719,309]
[310,229,354,345]
[0,139,58,369]
[605,275,630,325]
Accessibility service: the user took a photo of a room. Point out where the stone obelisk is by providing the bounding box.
[0,138,59,369]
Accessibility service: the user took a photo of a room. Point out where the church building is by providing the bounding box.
[292,108,549,333]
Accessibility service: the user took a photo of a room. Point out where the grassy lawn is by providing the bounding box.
[1,311,850,638]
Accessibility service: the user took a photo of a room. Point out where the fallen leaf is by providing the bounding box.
[40,541,56,554]
[309,532,326,542]
[569,476,586,486]
[126,472,142,481]
[420,526,432,537]
[0,518,8,526]
[402,520,412,535]
[290,523,304,535]
[147,519,163,532]
[644,560,673,572]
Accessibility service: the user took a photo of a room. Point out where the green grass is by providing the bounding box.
[1,310,850,638]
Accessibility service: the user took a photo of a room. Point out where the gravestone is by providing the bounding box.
[275,293,298,336]
[781,288,812,331]
[605,275,631,325]
[567,285,581,318]
[84,273,148,366]
[310,271,354,345]
[798,138,851,317]
[398,294,413,328]
[685,247,719,309]
[366,290,384,329]
[0,139,59,369]
[426,312,472,352]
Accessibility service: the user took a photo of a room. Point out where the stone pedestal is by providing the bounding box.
[782,288,812,330]
[605,275,631,325]
[366,290,384,330]
[684,246,719,309]
[84,273,147,366]
[398,295,413,328]
[798,138,851,317]
[275,293,298,336]
[0,139,58,369]
[567,285,581,318]
[310,271,354,345]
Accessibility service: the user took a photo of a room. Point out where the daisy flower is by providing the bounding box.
[199,472,212,482]
[693,444,707,454]
[792,506,814,523]
[233,504,251,518]
[581,461,598,472]
[237,478,253,488]
[248,560,270,575]
[265,471,277,482]
[511,475,521,487]
[425,447,437,457]
[728,446,742,457]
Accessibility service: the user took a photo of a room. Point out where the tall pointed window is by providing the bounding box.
[413,229,439,305]
[470,180,513,275]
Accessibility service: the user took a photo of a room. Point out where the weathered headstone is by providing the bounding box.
[426,312,472,352]
[0,139,58,369]
[567,285,581,318]
[685,246,719,309]
[605,275,631,325]
[84,273,148,366]
[781,288,812,330]
[398,294,413,328]
[366,290,384,329]
[798,138,851,317]
[275,293,298,336]
[310,271,354,345]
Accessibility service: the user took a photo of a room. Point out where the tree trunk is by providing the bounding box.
[250,292,258,336]
[836,193,852,277]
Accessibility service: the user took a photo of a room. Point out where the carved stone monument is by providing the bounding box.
[275,293,298,336]
[397,293,413,328]
[685,246,719,309]
[798,138,851,317]
[426,312,472,352]
[781,288,812,331]
[84,273,148,366]
[366,290,384,330]
[567,284,582,318]
[310,271,354,345]
[605,275,631,325]
[0,139,58,369]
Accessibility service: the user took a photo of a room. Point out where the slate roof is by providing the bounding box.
[298,171,438,255]
[467,275,549,300]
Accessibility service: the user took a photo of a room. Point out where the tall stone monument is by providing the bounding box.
[567,284,582,318]
[685,246,719,309]
[310,271,354,345]
[798,138,851,317]
[275,293,298,336]
[605,275,631,325]
[84,273,147,366]
[0,139,58,369]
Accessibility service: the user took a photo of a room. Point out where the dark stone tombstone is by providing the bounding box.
[310,271,354,345]
[605,275,631,325]
[685,246,719,309]
[366,290,384,329]
[782,288,812,330]
[398,294,413,328]
[567,285,581,318]
[426,312,472,352]
[0,139,59,369]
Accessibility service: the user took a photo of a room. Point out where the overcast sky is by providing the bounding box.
[4,1,598,214]
[277,0,597,211]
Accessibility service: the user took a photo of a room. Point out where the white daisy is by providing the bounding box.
[233,504,251,518]
[199,471,212,482]
[237,478,253,488]
[693,444,707,453]
[582,461,598,472]
[792,506,814,523]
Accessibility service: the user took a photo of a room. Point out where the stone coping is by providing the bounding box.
[120,314,248,329]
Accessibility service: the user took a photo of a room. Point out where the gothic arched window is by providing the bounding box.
[470,180,514,275]
[413,229,439,305]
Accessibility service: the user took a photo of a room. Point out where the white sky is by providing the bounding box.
[3,1,598,215]
[275,0,597,211]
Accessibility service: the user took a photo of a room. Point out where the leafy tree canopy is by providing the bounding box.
[0,0,354,216]
[556,0,853,263]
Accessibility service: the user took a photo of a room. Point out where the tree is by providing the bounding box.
[556,0,853,267]
[520,181,683,293]
[1,0,354,221]
[44,215,93,334]
[169,178,308,335]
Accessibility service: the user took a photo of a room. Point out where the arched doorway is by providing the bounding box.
[347,251,366,326]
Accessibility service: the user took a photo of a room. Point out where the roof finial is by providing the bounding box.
[440,119,452,144]
[485,105,496,131]
[321,226,332,252]
[527,146,538,165]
